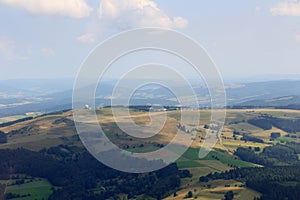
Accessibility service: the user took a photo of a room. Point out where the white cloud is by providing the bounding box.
[0,0,93,18]
[0,38,16,58]
[41,48,55,56]
[77,33,96,44]
[270,1,300,16]
[0,38,32,60]
[98,0,188,29]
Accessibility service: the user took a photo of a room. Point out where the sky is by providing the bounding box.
[0,0,300,81]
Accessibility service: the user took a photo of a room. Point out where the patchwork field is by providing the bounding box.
[1,108,300,199]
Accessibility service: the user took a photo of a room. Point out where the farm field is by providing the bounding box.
[3,177,53,200]
[1,108,300,199]
[1,108,300,150]
[164,179,261,200]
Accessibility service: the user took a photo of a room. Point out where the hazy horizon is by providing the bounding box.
[1,73,300,83]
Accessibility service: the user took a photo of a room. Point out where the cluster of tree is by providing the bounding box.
[6,193,31,199]
[248,118,272,130]
[128,105,153,112]
[0,116,34,128]
[7,125,35,136]
[0,109,72,128]
[263,144,299,163]
[248,116,300,133]
[177,124,200,134]
[234,144,300,167]
[40,109,72,116]
[185,191,193,198]
[52,117,74,126]
[276,104,300,110]
[178,123,187,132]
[270,118,300,133]
[0,131,7,144]
[286,142,300,154]
[224,191,234,200]
[199,166,300,200]
[126,105,179,112]
[228,105,257,109]
[286,134,299,139]
[0,109,73,130]
[0,146,190,199]
[241,134,264,143]
[233,131,240,135]
[270,132,281,140]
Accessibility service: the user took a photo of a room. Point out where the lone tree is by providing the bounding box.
[185,191,193,198]
[204,124,209,129]
[224,191,234,200]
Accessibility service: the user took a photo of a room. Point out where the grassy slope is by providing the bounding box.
[1,108,300,199]
[6,178,53,200]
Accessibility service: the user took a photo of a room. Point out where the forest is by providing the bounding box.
[248,116,300,133]
[0,130,7,144]
[234,143,300,166]
[197,142,300,199]
[199,166,300,200]
[0,146,191,199]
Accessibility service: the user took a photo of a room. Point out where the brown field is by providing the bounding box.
[1,107,300,151]
[1,108,300,199]
[164,179,261,200]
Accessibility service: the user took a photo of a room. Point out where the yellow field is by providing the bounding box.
[164,179,261,200]
[1,107,299,152]
[1,108,300,199]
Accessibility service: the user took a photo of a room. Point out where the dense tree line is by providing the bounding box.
[234,147,275,166]
[234,144,300,166]
[224,191,234,200]
[0,146,190,199]
[6,193,31,199]
[52,117,74,126]
[0,109,72,128]
[270,118,300,133]
[248,116,300,133]
[241,134,264,143]
[286,142,300,154]
[248,118,272,130]
[0,130,7,143]
[199,166,300,200]
[270,132,281,139]
[127,105,179,112]
[263,144,298,163]
[0,117,34,128]
[276,104,300,110]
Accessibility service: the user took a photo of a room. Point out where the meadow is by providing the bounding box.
[4,177,53,200]
[1,108,300,199]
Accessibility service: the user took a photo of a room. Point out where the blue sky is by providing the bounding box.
[0,0,300,80]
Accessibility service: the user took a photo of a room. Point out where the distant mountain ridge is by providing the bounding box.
[234,95,300,108]
[1,79,300,117]
[226,80,300,104]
